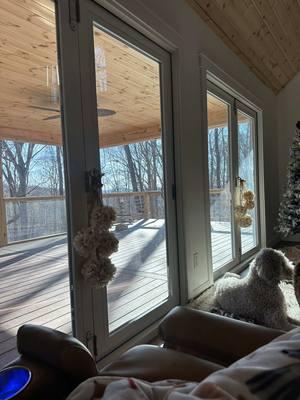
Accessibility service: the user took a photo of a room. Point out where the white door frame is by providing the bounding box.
[55,0,95,348]
[57,0,180,359]
[205,80,261,278]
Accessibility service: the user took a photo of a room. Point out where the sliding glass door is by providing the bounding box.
[92,25,170,334]
[74,0,178,358]
[237,106,259,255]
[0,0,75,369]
[207,91,234,270]
[207,82,260,273]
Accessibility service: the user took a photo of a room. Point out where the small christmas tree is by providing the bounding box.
[277,121,300,237]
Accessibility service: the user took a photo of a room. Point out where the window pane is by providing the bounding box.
[0,0,72,369]
[207,93,234,269]
[237,111,258,253]
[93,25,169,333]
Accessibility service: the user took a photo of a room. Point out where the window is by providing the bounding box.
[207,82,260,273]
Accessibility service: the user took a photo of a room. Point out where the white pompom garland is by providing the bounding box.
[73,202,118,288]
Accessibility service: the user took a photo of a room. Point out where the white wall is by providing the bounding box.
[105,0,279,298]
[277,72,300,241]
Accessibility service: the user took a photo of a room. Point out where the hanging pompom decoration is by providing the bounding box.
[238,214,252,228]
[90,204,117,232]
[73,226,97,258]
[81,255,116,287]
[235,205,247,219]
[243,190,254,202]
[73,169,119,288]
[234,178,255,228]
[244,199,255,210]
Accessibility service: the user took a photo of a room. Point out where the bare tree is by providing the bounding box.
[56,146,64,196]
[1,141,44,233]
[213,128,221,189]
[1,141,65,240]
[99,139,164,219]
[41,146,65,196]
[124,144,138,192]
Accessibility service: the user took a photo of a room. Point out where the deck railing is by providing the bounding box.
[102,191,164,221]
[1,188,228,244]
[209,188,231,222]
[1,191,164,244]
[2,195,67,244]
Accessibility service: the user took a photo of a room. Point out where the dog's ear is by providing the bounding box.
[294,262,300,307]
[254,248,280,283]
[279,252,294,281]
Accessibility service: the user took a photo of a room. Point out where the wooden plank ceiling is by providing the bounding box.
[0,0,162,147]
[0,0,233,147]
[187,0,300,94]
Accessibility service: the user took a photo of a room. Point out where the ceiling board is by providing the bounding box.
[0,0,163,147]
[0,0,229,147]
[187,0,300,93]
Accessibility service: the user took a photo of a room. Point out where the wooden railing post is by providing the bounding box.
[143,192,151,219]
[0,153,7,246]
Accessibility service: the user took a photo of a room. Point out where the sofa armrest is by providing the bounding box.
[159,306,284,366]
[17,324,98,383]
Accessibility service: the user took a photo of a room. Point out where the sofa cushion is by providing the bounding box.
[68,328,300,399]
[100,344,222,382]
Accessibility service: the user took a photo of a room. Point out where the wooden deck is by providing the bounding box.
[211,221,256,269]
[0,219,255,368]
[0,219,168,368]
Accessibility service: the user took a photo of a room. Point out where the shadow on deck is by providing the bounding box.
[0,218,168,368]
[0,219,256,368]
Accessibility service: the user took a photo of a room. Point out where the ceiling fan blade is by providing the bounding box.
[29,105,60,113]
[97,108,116,117]
[43,115,61,121]
[35,107,115,120]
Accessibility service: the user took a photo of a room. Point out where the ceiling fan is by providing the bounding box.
[28,105,116,120]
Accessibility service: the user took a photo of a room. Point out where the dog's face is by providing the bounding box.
[253,248,293,284]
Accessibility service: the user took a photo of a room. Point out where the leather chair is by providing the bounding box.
[5,325,98,399]
[2,306,284,399]
[101,306,284,380]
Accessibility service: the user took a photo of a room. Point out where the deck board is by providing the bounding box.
[0,219,169,368]
[211,221,256,269]
[0,218,255,368]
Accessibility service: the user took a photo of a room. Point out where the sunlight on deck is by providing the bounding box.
[0,218,255,368]
[0,219,168,368]
[211,221,256,269]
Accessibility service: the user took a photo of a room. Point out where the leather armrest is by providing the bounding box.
[100,344,222,382]
[159,306,284,366]
[17,324,98,383]
[8,355,68,400]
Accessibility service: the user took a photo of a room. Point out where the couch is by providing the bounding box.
[2,306,286,399]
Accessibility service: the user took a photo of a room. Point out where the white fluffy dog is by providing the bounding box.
[214,248,295,331]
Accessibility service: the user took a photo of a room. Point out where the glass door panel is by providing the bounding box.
[68,0,182,355]
[0,0,73,368]
[92,25,170,333]
[207,83,260,275]
[207,93,235,270]
[237,110,258,255]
